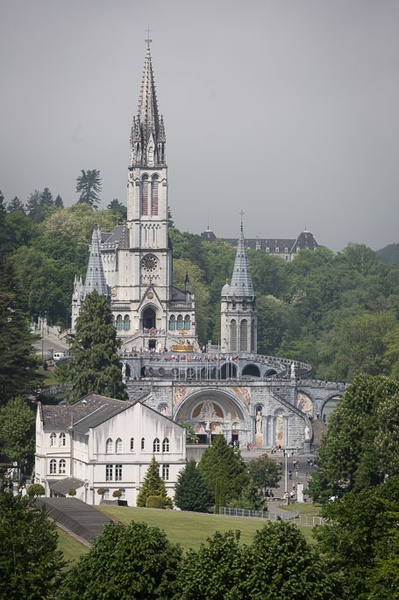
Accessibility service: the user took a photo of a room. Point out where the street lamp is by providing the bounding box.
[285,450,291,505]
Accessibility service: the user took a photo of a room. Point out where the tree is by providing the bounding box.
[247,453,282,493]
[107,198,127,222]
[309,375,399,503]
[68,290,126,401]
[7,196,25,213]
[54,194,64,208]
[174,458,212,512]
[136,456,172,508]
[40,187,54,207]
[198,436,249,507]
[76,169,102,207]
[0,397,35,474]
[314,478,399,599]
[178,530,248,600]
[243,521,342,599]
[178,421,198,444]
[56,520,181,599]
[0,482,65,599]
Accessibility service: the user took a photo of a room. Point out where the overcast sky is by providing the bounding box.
[1,1,398,252]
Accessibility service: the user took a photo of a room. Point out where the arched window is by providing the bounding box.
[184,315,190,330]
[130,437,135,451]
[115,438,123,454]
[123,315,130,331]
[59,459,66,474]
[116,315,123,331]
[240,319,248,352]
[141,175,149,215]
[169,315,176,330]
[49,459,57,474]
[162,464,170,480]
[141,437,145,451]
[50,432,56,447]
[177,315,183,330]
[106,438,113,454]
[151,175,159,216]
[230,320,237,352]
[59,432,66,446]
[153,438,160,453]
[162,438,170,453]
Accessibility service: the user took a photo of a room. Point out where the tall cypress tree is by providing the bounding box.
[69,290,126,401]
[174,458,212,512]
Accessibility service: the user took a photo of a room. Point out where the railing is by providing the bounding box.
[219,506,324,527]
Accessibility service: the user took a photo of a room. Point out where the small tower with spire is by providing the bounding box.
[220,213,257,353]
[71,228,110,331]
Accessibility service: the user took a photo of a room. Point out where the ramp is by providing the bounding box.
[36,497,112,544]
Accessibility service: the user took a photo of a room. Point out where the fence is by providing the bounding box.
[219,506,324,527]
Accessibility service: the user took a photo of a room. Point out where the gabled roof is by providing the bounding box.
[39,394,132,433]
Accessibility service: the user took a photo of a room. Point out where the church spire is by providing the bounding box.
[229,212,254,297]
[130,39,166,167]
[84,228,110,299]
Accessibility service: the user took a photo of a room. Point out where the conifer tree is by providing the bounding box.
[69,290,126,401]
[198,435,249,506]
[136,456,172,508]
[174,458,212,512]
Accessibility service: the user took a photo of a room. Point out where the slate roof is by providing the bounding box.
[39,393,133,433]
[228,224,254,297]
[49,477,85,495]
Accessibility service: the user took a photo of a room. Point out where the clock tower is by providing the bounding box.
[94,40,197,352]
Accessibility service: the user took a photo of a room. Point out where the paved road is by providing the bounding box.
[241,447,318,500]
[33,329,69,360]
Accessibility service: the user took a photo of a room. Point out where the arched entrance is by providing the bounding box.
[142,306,156,330]
[174,389,248,447]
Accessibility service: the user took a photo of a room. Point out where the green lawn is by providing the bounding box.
[57,528,88,566]
[56,504,319,565]
[97,505,316,550]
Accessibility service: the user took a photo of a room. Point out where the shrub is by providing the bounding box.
[146,495,165,509]
[97,488,107,496]
[112,489,122,498]
[68,488,76,496]
[27,483,45,497]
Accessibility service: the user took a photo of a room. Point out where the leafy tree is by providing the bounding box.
[136,456,172,508]
[0,397,35,474]
[76,169,102,207]
[309,375,399,503]
[247,453,282,493]
[178,530,248,600]
[68,290,126,401]
[56,520,182,599]
[5,210,38,252]
[174,458,213,512]
[198,436,249,506]
[0,482,65,599]
[107,198,127,222]
[314,478,399,599]
[178,421,198,444]
[244,521,342,599]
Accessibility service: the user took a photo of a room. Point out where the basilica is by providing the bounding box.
[71,41,346,454]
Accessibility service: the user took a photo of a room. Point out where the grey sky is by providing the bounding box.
[1,0,398,252]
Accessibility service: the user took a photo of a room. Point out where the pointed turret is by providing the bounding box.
[130,42,166,167]
[84,228,110,300]
[220,215,257,354]
[230,219,254,298]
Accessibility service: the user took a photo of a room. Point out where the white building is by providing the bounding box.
[35,393,187,506]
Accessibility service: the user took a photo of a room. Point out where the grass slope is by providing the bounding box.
[97,505,315,550]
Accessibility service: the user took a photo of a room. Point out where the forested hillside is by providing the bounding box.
[3,188,399,384]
